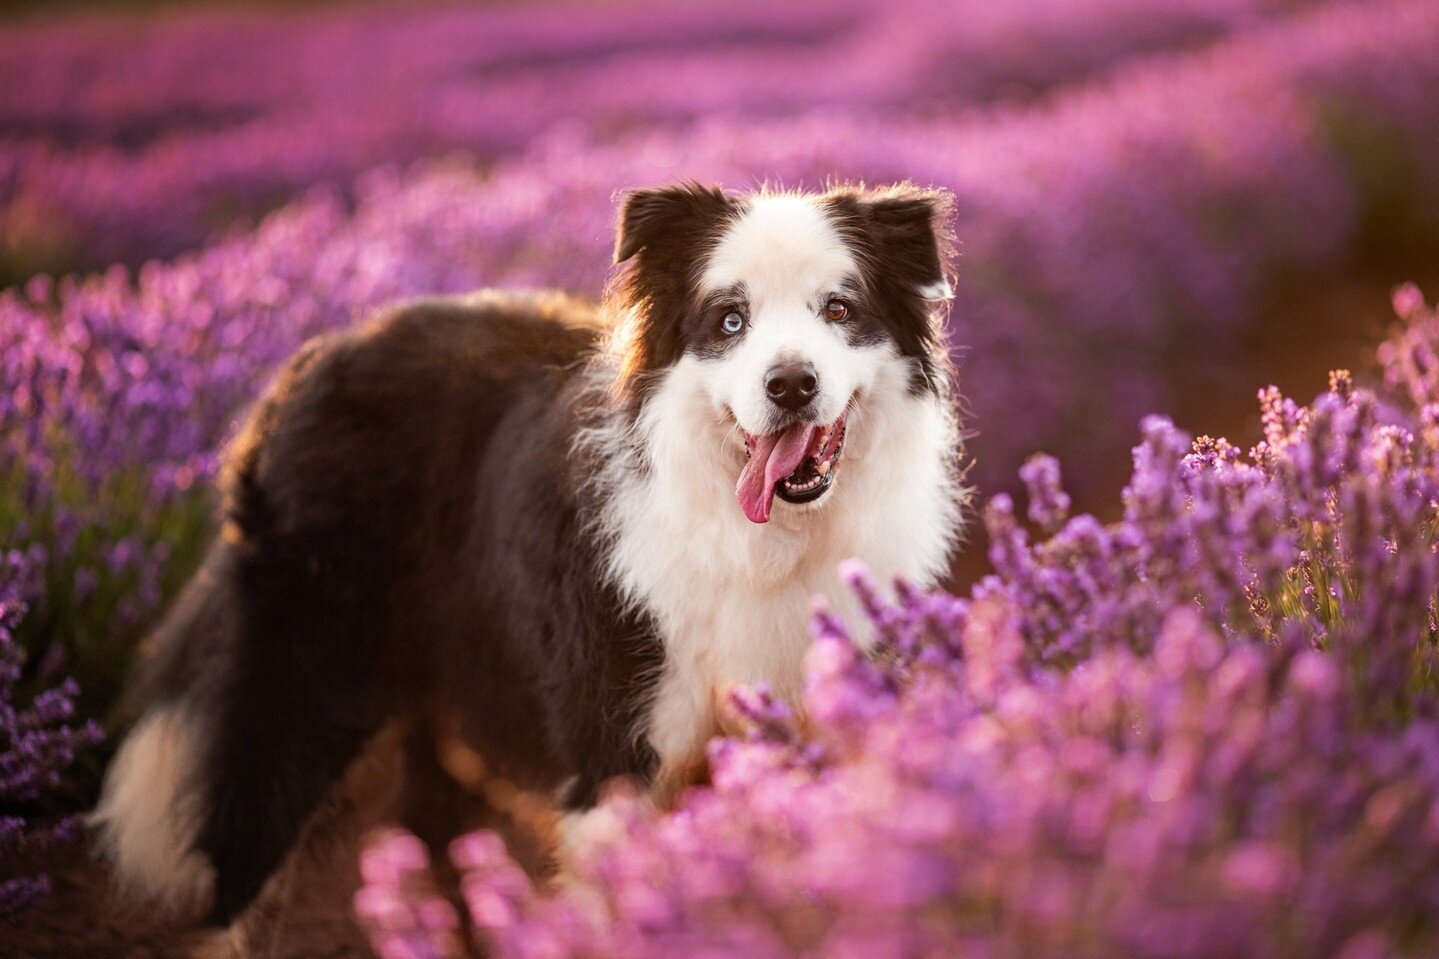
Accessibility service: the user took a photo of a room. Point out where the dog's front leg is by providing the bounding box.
[642,653,723,807]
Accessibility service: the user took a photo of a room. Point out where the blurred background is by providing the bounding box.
[2,0,1438,953]
[5,0,1439,707]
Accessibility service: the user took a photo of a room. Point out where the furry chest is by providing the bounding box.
[631,534,855,795]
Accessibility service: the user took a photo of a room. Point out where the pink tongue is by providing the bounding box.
[736,422,817,524]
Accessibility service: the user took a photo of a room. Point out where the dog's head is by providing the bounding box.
[611,182,954,525]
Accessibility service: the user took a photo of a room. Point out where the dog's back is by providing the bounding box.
[92,290,605,922]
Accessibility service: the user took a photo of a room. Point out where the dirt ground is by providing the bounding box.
[1,757,388,959]
[1,822,375,959]
[0,719,557,959]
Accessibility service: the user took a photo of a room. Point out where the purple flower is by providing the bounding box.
[1019,454,1072,532]
[0,552,103,916]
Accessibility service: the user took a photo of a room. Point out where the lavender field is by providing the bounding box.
[3,0,1439,955]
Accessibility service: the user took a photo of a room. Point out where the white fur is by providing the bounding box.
[89,706,215,915]
[592,192,965,786]
[700,192,869,436]
[918,279,954,301]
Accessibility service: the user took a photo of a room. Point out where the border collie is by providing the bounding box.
[92,182,966,925]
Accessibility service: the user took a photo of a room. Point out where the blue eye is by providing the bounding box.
[721,312,745,335]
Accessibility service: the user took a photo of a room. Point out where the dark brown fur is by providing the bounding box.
[134,291,662,923]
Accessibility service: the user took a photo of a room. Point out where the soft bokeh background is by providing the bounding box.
[5,0,1438,710]
[2,0,1438,954]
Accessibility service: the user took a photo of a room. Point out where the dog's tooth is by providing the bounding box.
[817,460,831,476]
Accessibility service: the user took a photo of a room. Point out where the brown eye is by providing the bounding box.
[824,299,849,322]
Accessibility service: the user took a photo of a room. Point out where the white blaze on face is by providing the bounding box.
[694,193,890,437]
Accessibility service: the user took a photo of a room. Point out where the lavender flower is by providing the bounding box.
[354,828,462,959]
[1019,454,1071,532]
[0,549,103,916]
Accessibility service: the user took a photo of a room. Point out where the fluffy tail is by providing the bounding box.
[90,541,234,918]
[92,332,406,925]
[90,703,217,916]
[92,508,395,924]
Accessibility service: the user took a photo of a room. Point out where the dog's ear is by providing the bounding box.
[856,185,955,302]
[611,183,737,403]
[613,182,735,264]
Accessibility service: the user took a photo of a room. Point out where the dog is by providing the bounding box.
[91,182,967,926]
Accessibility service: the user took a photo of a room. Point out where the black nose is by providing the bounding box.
[765,362,819,411]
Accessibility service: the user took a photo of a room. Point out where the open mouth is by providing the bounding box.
[735,409,849,524]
